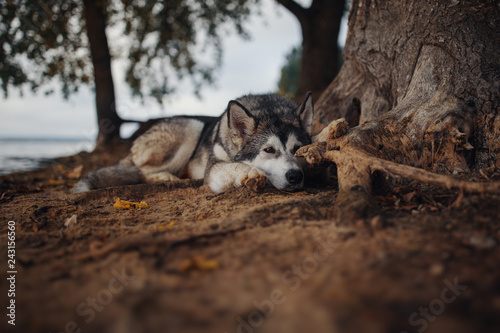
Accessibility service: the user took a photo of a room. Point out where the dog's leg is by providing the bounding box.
[206,162,267,193]
[140,166,180,182]
[131,118,204,182]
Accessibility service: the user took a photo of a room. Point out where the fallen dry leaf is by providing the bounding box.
[113,198,149,210]
[376,194,398,205]
[67,165,84,179]
[157,222,175,230]
[64,214,78,228]
[47,179,65,185]
[402,191,417,203]
[396,203,419,211]
[180,256,219,272]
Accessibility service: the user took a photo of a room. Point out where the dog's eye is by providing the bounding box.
[263,147,275,154]
[292,145,302,154]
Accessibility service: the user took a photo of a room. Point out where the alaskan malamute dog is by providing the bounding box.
[75,92,314,193]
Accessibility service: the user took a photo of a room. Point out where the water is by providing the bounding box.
[0,138,95,175]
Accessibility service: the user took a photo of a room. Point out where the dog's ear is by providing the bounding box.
[297,91,314,136]
[227,100,257,145]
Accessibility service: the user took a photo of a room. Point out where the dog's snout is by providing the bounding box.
[286,169,303,185]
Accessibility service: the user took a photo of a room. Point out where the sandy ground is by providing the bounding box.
[1,149,500,333]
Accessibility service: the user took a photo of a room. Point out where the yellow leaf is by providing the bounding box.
[113,198,149,210]
[180,256,219,272]
[157,222,174,230]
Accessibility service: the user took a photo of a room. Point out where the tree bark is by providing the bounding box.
[83,0,122,147]
[304,0,500,219]
[313,0,500,170]
[277,0,346,100]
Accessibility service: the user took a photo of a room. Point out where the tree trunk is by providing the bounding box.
[277,0,346,101]
[304,0,500,219]
[83,0,122,147]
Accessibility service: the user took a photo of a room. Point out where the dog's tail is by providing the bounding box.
[73,157,144,193]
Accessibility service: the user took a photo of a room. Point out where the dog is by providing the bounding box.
[74,92,314,193]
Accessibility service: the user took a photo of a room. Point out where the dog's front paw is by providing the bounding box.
[207,163,267,193]
[241,168,267,191]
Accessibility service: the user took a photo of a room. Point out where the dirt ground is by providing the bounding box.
[1,147,500,333]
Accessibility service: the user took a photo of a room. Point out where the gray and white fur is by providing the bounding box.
[74,92,314,193]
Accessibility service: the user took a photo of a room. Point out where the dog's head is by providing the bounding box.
[224,92,314,191]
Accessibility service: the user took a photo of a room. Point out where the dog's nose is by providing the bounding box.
[286,169,303,185]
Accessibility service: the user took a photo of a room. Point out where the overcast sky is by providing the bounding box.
[1,0,347,140]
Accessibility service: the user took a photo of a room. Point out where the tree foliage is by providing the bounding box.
[0,0,260,104]
[0,0,89,98]
[115,0,261,104]
[277,45,301,97]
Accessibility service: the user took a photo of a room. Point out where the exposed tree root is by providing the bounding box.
[325,148,500,194]
[300,118,500,221]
